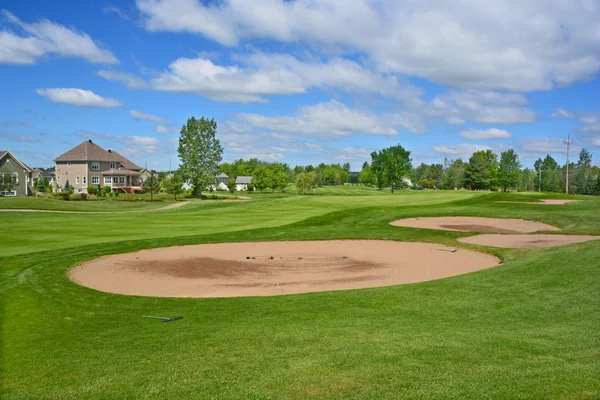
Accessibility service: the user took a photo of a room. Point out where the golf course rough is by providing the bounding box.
[70,240,500,298]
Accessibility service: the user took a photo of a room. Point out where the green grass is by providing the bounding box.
[1,190,599,399]
[0,196,175,211]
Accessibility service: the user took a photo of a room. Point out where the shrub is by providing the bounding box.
[35,192,44,198]
[87,186,98,195]
[88,194,98,201]
[61,192,71,201]
[114,191,119,197]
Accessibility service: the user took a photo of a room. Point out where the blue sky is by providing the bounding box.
[1,0,600,171]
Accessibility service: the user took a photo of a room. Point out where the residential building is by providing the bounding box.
[235,176,253,191]
[0,150,33,196]
[54,140,144,194]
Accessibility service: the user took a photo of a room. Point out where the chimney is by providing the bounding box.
[88,140,92,143]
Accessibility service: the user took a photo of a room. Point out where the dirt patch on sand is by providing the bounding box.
[459,234,600,248]
[69,240,500,298]
[497,199,580,205]
[391,217,558,233]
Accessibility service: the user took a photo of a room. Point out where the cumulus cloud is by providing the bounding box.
[460,128,512,140]
[0,133,37,142]
[73,131,174,159]
[521,137,578,154]
[130,110,169,124]
[432,143,492,157]
[36,88,122,108]
[96,70,149,89]
[154,125,169,134]
[136,0,600,91]
[98,53,422,103]
[0,10,117,65]
[237,100,398,138]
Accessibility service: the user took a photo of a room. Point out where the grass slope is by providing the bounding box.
[1,191,599,399]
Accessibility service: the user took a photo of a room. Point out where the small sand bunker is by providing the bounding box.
[459,234,600,248]
[390,216,558,233]
[497,199,580,205]
[69,241,500,298]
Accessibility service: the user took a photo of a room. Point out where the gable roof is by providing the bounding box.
[216,172,229,178]
[0,150,32,172]
[236,176,252,184]
[55,140,121,162]
[54,140,141,170]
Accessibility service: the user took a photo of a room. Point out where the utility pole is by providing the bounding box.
[538,169,542,192]
[564,134,574,194]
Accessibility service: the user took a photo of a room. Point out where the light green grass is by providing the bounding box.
[0,196,174,211]
[1,190,599,399]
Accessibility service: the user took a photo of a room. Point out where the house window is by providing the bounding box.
[119,177,125,184]
[57,176,61,184]
[104,177,111,184]
[83,176,87,184]
[76,176,80,184]
[91,162,100,170]
[0,190,16,196]
[77,188,83,193]
[67,162,71,167]
[110,162,116,169]
[91,176,99,185]
[113,177,119,184]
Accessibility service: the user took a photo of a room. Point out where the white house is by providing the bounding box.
[235,176,253,191]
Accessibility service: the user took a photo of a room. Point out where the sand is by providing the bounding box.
[69,240,500,298]
[497,199,580,205]
[459,234,600,248]
[390,216,559,233]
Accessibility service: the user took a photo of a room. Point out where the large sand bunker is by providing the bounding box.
[70,241,500,298]
[390,217,559,233]
[459,234,600,248]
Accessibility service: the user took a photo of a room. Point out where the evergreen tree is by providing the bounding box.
[142,171,160,201]
[464,154,490,190]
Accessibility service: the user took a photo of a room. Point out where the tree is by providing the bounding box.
[178,117,223,198]
[464,154,490,190]
[35,177,46,193]
[472,149,499,188]
[497,149,522,192]
[359,163,375,186]
[295,171,317,195]
[63,180,73,193]
[165,173,185,200]
[142,170,160,201]
[371,145,412,193]
[574,148,594,195]
[268,163,290,192]
[443,159,465,190]
[227,177,236,193]
[252,166,269,193]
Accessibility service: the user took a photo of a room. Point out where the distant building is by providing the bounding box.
[0,150,33,196]
[235,176,253,191]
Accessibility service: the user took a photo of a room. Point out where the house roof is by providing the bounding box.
[0,150,32,172]
[236,176,252,184]
[55,140,122,162]
[32,168,42,179]
[216,172,229,178]
[110,150,141,170]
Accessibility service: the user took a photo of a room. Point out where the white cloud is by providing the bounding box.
[104,6,130,20]
[73,131,174,159]
[130,110,169,124]
[460,128,512,140]
[238,100,398,138]
[432,143,492,157]
[136,0,600,91]
[96,70,149,89]
[36,88,122,108]
[154,125,169,134]
[0,10,117,65]
[552,108,576,119]
[0,133,37,142]
[521,137,579,154]
[592,137,600,147]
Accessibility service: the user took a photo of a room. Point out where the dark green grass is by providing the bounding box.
[1,191,599,399]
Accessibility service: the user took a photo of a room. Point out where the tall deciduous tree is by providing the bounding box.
[464,154,490,190]
[574,148,594,194]
[268,163,290,192]
[178,117,223,198]
[497,149,522,192]
[252,166,269,193]
[371,145,412,193]
[472,149,499,188]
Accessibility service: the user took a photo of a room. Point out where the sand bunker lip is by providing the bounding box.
[459,234,600,248]
[69,240,500,298]
[390,216,559,233]
[496,199,580,205]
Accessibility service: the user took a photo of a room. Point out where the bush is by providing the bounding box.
[114,191,119,197]
[87,186,98,195]
[35,192,44,198]
[88,194,98,201]
[61,192,71,201]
